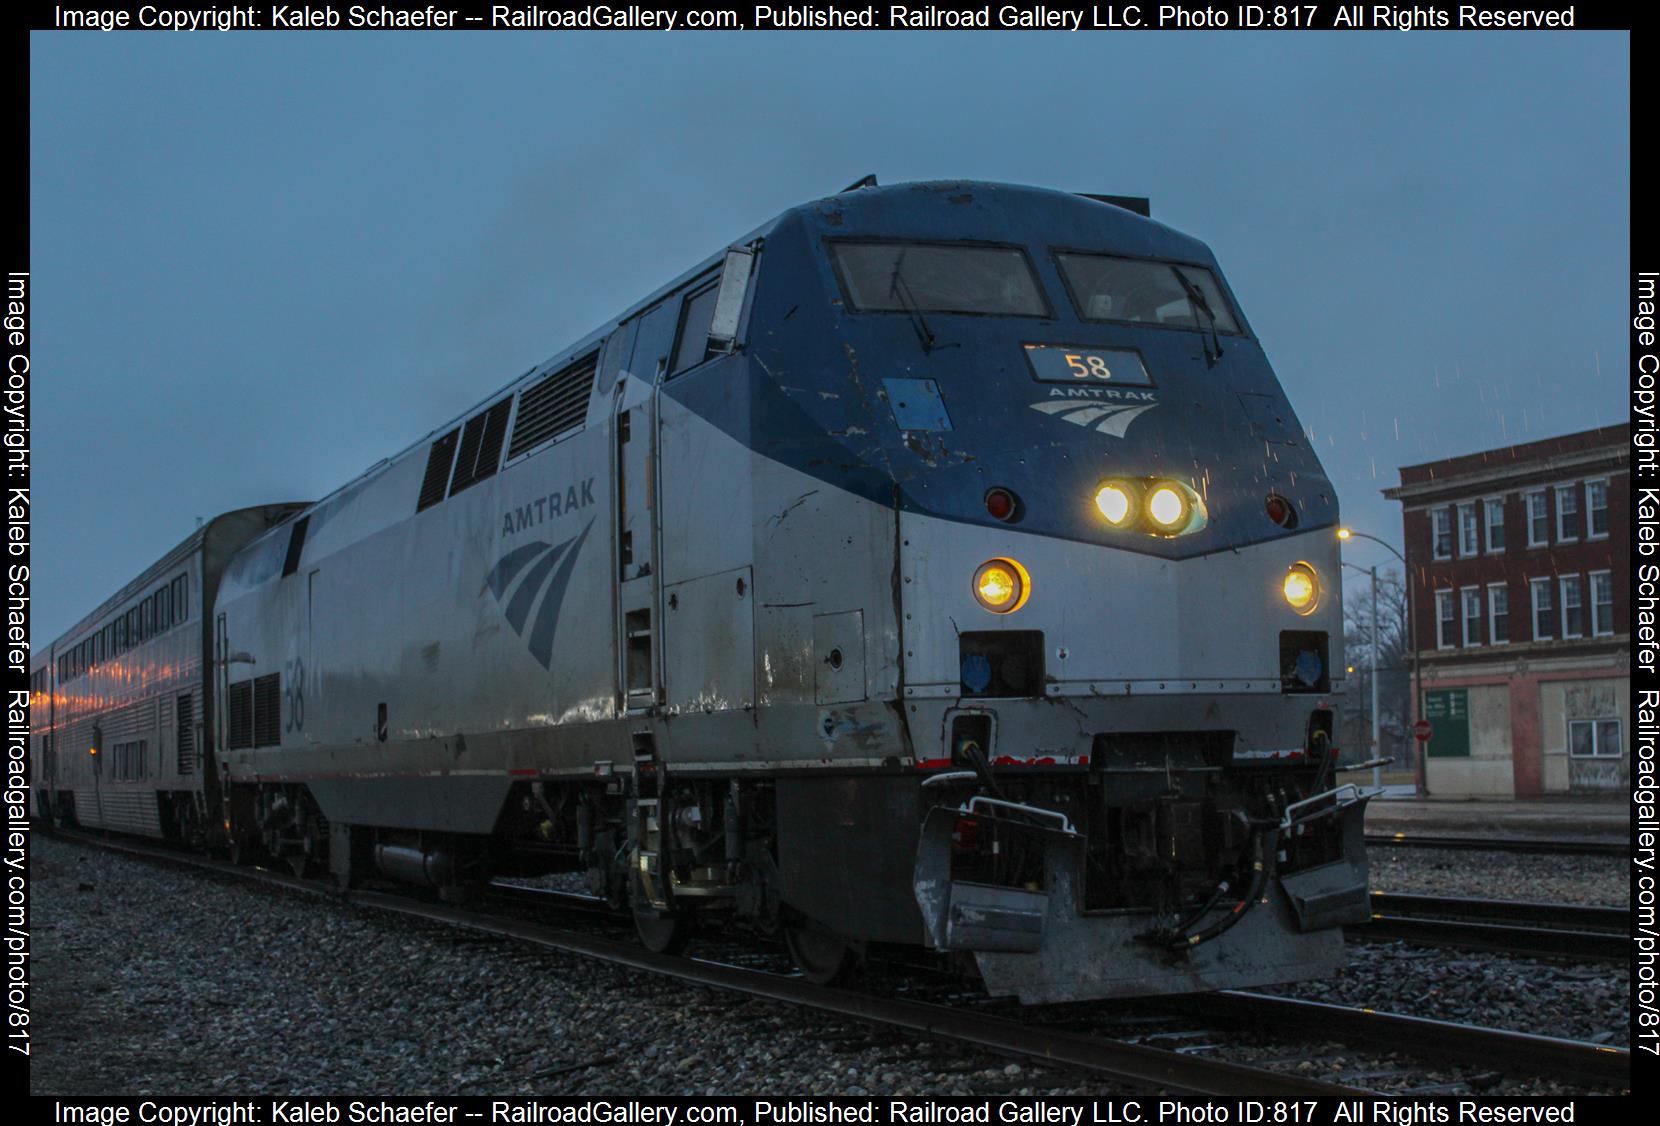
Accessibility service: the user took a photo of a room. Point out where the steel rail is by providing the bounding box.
[1354,891,1627,960]
[1351,914,1626,961]
[1365,832,1624,857]
[1369,892,1626,932]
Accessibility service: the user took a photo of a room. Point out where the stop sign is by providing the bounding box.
[1413,719,1433,743]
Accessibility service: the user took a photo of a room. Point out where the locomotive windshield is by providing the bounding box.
[1056,253,1242,335]
[830,242,1048,317]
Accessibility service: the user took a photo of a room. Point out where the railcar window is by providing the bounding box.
[829,242,1048,317]
[1055,254,1242,335]
[282,517,310,578]
[113,740,148,781]
[157,585,171,631]
[172,575,188,623]
[671,282,721,374]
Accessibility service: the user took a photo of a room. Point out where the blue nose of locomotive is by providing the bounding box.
[662,180,1345,696]
[750,180,1339,559]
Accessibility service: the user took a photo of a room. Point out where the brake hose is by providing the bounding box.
[1169,826,1280,952]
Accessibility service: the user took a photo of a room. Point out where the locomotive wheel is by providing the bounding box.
[628,844,691,954]
[227,834,263,868]
[632,904,692,955]
[785,916,855,985]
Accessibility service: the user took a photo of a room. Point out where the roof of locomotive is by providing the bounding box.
[787,180,1216,272]
[252,180,1220,541]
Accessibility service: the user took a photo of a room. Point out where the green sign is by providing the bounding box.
[1423,689,1471,758]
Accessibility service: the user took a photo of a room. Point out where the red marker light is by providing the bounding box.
[1265,493,1297,529]
[984,488,1018,522]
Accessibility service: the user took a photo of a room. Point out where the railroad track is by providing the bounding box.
[1365,832,1624,857]
[1192,992,1629,1090]
[1355,892,1627,961]
[41,828,1352,1096]
[41,828,1631,1095]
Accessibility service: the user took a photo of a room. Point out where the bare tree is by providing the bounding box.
[1340,567,1410,762]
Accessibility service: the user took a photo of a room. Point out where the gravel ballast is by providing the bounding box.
[28,834,1629,1096]
[1366,845,1627,906]
[28,835,1120,1097]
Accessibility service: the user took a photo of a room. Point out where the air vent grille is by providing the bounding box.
[417,429,459,512]
[227,681,253,751]
[450,398,512,496]
[509,355,596,459]
[253,673,282,748]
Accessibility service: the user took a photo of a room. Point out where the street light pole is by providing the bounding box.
[1370,564,1380,790]
[1337,527,1423,796]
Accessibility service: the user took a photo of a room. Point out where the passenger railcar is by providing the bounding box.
[32,506,307,840]
[37,182,1372,1002]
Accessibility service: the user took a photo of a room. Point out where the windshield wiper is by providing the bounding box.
[888,250,937,355]
[1170,265,1223,367]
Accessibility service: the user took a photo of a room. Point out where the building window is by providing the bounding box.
[1488,584,1509,644]
[1589,570,1613,636]
[1555,484,1580,542]
[1585,479,1609,539]
[1568,718,1622,758]
[1484,497,1505,553]
[1461,588,1482,647]
[1432,509,1453,559]
[1436,590,1456,649]
[1457,503,1478,556]
[1527,490,1549,547]
[1530,578,1553,640]
[1560,575,1584,638]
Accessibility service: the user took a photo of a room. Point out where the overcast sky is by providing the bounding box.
[29,31,1629,645]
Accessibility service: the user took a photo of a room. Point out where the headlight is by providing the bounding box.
[1283,563,1319,615]
[1146,482,1190,530]
[1093,477,1207,536]
[973,558,1031,614]
[1094,481,1136,526]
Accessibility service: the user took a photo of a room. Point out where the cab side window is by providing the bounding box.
[670,281,720,376]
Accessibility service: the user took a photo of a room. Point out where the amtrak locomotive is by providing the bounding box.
[33,181,1371,1002]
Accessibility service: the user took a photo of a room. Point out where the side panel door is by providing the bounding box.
[614,302,676,712]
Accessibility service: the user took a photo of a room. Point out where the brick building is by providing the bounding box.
[1382,423,1630,797]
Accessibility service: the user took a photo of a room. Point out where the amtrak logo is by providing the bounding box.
[486,519,594,669]
[1030,397,1158,438]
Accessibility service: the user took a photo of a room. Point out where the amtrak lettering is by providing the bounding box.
[486,520,594,669]
[1029,387,1158,438]
[500,477,596,538]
